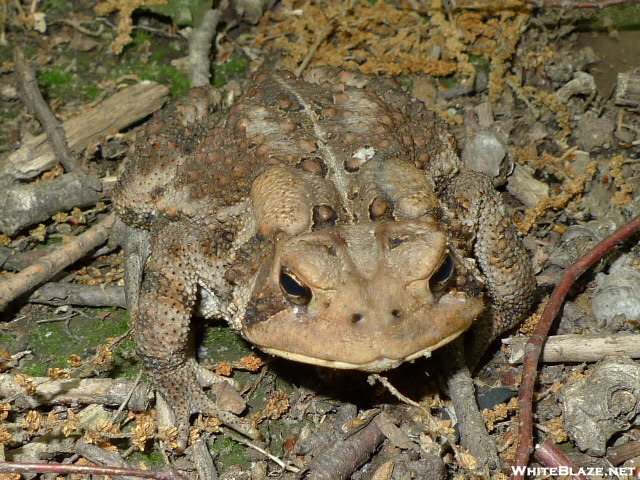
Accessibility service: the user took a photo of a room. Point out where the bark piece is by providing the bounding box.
[615,69,640,107]
[0,173,109,235]
[0,374,149,412]
[28,282,126,308]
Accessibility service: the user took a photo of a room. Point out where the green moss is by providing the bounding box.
[82,84,103,101]
[199,326,254,364]
[1,111,18,120]
[131,31,153,46]
[42,0,73,15]
[139,64,190,97]
[212,57,250,88]
[437,76,458,89]
[469,54,490,73]
[37,68,75,99]
[208,435,248,470]
[24,45,37,57]
[22,309,131,377]
[576,5,640,30]
[128,450,167,469]
[110,337,142,379]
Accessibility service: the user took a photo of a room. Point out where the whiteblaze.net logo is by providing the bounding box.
[511,466,638,477]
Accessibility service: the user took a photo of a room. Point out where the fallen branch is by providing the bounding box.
[0,461,188,480]
[511,214,640,480]
[306,414,386,480]
[188,8,221,87]
[0,213,115,311]
[28,282,126,308]
[606,440,640,467]
[1,83,169,182]
[533,441,588,480]
[0,174,114,236]
[1,241,117,272]
[504,333,640,363]
[0,374,149,411]
[14,47,83,175]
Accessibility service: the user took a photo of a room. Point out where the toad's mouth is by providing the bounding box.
[242,291,484,373]
[254,329,467,372]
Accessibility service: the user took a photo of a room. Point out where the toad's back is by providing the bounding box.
[114,70,462,235]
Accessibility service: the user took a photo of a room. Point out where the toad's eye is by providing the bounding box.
[430,254,454,290]
[280,267,312,306]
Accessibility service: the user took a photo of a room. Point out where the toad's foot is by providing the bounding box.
[149,359,261,452]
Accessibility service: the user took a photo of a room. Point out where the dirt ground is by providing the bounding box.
[1,1,640,479]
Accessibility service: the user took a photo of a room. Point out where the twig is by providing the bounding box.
[0,213,115,311]
[369,373,426,412]
[63,19,104,36]
[533,441,588,480]
[13,47,84,174]
[0,461,188,480]
[295,19,337,78]
[111,369,144,425]
[307,417,386,480]
[28,283,126,308]
[523,0,640,7]
[0,373,149,411]
[504,333,640,363]
[221,427,300,473]
[511,214,640,479]
[188,9,221,88]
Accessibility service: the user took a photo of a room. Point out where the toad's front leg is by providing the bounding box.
[440,170,537,470]
[133,233,259,451]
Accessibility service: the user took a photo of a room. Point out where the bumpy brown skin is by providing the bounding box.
[113,69,535,447]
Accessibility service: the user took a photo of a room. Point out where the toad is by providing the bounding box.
[113,68,535,447]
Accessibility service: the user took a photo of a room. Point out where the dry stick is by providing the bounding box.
[0,461,188,480]
[28,282,126,308]
[0,213,115,311]
[532,441,588,480]
[13,47,84,174]
[511,214,640,480]
[523,0,640,7]
[188,8,221,88]
[294,19,337,78]
[607,439,640,467]
[504,333,640,363]
[0,373,149,411]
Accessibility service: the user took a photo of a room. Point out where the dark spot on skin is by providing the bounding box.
[389,237,406,249]
[151,186,165,199]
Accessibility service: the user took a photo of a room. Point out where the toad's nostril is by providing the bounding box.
[391,309,402,318]
[350,313,364,324]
